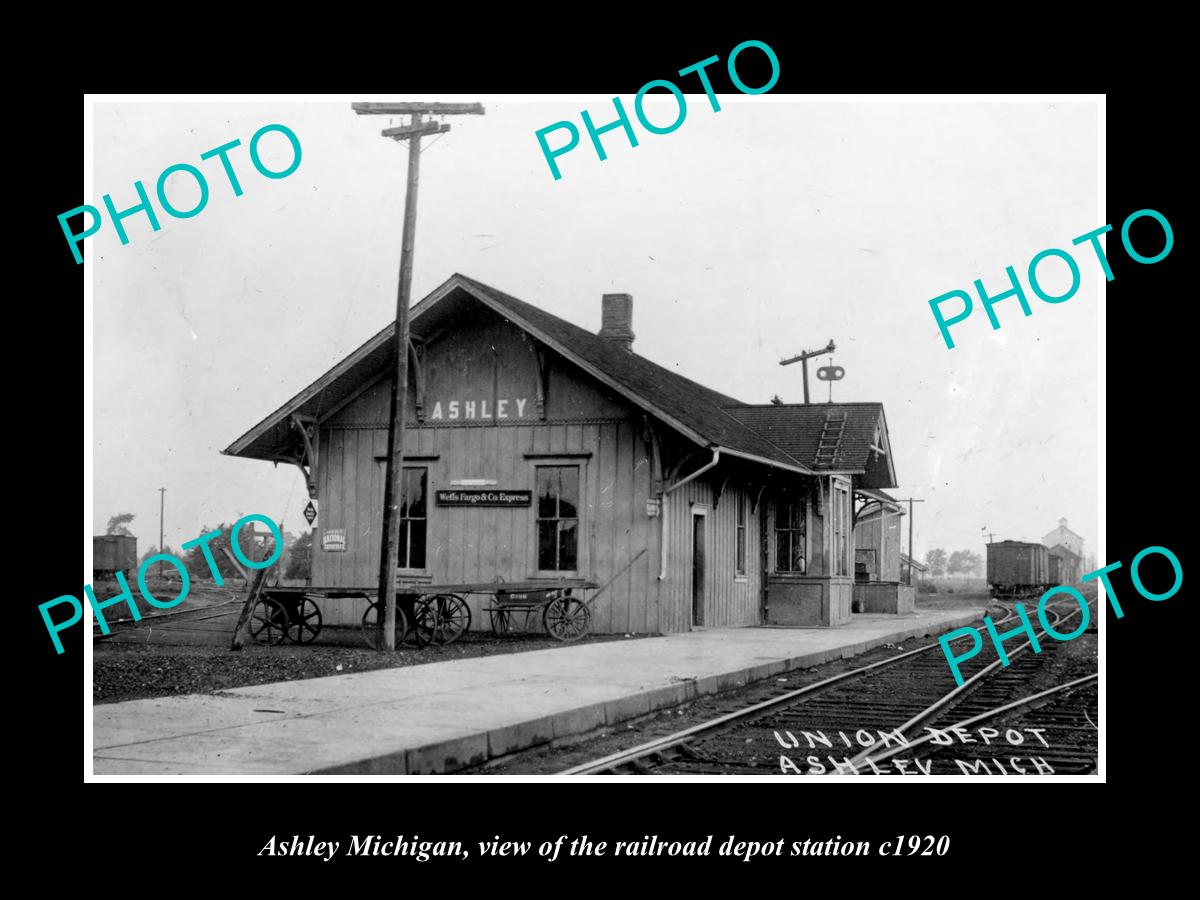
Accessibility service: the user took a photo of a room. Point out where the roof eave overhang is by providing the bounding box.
[877,406,899,488]
[221,276,468,460]
[227,273,728,458]
[716,445,817,477]
[221,275,852,476]
[855,486,902,509]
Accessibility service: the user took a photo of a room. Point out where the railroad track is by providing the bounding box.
[91,592,243,637]
[561,600,1096,776]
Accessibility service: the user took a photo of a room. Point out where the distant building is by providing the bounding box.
[1042,517,1084,558]
[1047,543,1082,585]
[851,490,915,614]
[855,493,904,583]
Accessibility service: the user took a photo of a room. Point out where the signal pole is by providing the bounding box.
[158,486,166,578]
[780,340,836,404]
[351,102,485,650]
[893,497,926,585]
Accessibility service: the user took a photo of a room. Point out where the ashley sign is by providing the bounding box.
[429,398,530,421]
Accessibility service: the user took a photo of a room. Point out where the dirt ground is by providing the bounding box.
[91,579,655,705]
[912,591,993,612]
[93,630,652,704]
[91,583,1053,706]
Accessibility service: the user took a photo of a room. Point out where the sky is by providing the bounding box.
[89,97,1100,565]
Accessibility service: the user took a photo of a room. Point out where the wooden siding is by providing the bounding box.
[308,420,769,632]
[855,507,903,582]
[307,307,773,634]
[313,418,679,631]
[659,476,762,631]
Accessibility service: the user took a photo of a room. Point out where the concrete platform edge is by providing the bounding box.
[311,610,980,775]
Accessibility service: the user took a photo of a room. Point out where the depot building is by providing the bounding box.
[224,273,909,633]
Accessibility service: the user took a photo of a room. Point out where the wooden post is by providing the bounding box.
[375,118,421,651]
[351,102,485,650]
[779,340,835,405]
[158,487,166,578]
[893,498,926,585]
[230,568,269,651]
[908,498,914,585]
[219,544,252,584]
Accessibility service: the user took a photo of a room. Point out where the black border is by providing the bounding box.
[25,26,1188,883]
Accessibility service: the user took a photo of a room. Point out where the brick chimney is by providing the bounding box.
[598,293,635,351]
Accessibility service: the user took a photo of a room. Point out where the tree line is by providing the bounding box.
[923,548,983,577]
[104,513,313,580]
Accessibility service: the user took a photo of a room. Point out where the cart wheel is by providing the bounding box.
[287,596,323,644]
[544,596,591,641]
[415,594,472,646]
[249,597,289,646]
[490,607,513,635]
[361,600,409,650]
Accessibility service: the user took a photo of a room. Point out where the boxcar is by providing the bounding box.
[986,540,1051,598]
[93,535,137,579]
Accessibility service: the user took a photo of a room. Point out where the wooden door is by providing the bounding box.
[692,512,706,626]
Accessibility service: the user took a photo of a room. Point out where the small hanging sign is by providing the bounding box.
[436,489,532,506]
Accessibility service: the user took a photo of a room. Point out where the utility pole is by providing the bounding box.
[158,486,166,578]
[351,101,485,650]
[780,340,835,404]
[893,497,926,585]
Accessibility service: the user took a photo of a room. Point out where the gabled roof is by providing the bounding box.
[448,275,807,473]
[721,402,897,484]
[1044,522,1084,540]
[856,487,904,514]
[860,487,899,504]
[223,274,897,487]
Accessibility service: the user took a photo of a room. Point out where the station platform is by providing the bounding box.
[92,607,981,776]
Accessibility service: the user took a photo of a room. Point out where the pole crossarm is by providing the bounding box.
[352,102,485,116]
[779,341,836,404]
[779,340,836,367]
[383,122,452,140]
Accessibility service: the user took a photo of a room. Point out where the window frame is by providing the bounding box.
[397,464,429,574]
[735,491,747,576]
[832,478,851,577]
[774,493,807,574]
[530,459,587,578]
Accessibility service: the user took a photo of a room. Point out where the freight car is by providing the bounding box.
[93,534,137,580]
[986,540,1052,599]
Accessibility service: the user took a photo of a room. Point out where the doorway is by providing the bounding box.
[692,511,706,627]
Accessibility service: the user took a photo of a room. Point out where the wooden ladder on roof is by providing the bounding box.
[814,410,847,467]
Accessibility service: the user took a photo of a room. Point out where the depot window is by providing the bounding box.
[775,496,806,573]
[833,481,850,577]
[399,466,428,570]
[536,465,579,573]
[735,493,747,575]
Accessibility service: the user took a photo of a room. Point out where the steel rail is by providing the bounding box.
[852,672,1098,771]
[842,599,1090,768]
[559,603,1017,776]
